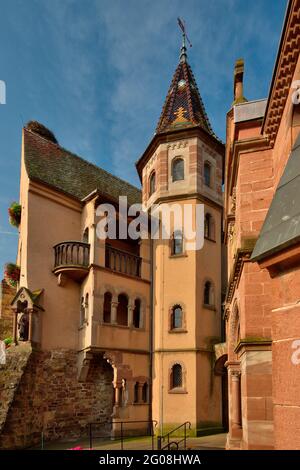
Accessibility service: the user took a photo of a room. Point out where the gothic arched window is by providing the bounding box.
[172,157,184,182]
[171,305,183,329]
[103,292,112,323]
[117,293,128,326]
[170,364,183,389]
[149,171,156,196]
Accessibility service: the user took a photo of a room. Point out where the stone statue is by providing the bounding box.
[18,313,29,341]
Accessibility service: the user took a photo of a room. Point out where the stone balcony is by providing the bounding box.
[105,244,141,278]
[53,241,90,282]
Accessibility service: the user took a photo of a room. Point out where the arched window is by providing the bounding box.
[204,162,211,187]
[134,382,139,403]
[85,293,89,321]
[171,305,183,329]
[80,296,85,326]
[149,171,156,196]
[133,298,141,328]
[83,227,89,243]
[204,281,214,306]
[171,230,183,255]
[103,292,112,323]
[170,364,183,389]
[142,382,148,403]
[172,157,184,182]
[117,293,128,326]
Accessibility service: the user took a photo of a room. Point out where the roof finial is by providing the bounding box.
[177,18,192,63]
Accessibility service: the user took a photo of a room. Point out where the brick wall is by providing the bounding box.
[0,347,114,449]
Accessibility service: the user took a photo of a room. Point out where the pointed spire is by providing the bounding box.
[156,56,214,136]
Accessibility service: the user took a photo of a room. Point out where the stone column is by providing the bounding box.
[28,308,34,342]
[128,303,134,328]
[111,299,118,325]
[231,370,242,430]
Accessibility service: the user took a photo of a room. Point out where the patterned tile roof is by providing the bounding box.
[156,59,215,136]
[23,127,141,206]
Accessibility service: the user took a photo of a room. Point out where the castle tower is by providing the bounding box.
[136,40,225,435]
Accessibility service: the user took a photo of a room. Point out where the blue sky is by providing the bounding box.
[0,0,287,272]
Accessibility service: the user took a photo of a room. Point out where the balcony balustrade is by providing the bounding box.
[53,241,90,281]
[105,244,141,278]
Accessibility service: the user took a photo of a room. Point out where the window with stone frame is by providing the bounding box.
[171,305,183,329]
[204,161,211,187]
[170,364,183,389]
[171,230,184,255]
[204,280,214,307]
[103,292,112,323]
[172,157,184,182]
[117,293,128,326]
[149,171,156,196]
[204,213,215,240]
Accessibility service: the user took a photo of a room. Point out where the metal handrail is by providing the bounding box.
[157,421,192,450]
[88,419,158,450]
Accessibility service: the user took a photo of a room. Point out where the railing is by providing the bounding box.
[157,421,191,450]
[105,244,141,278]
[53,241,90,268]
[88,420,158,450]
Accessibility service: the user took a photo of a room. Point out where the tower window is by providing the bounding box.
[103,292,112,323]
[149,171,156,196]
[171,230,183,255]
[204,281,214,306]
[171,305,183,329]
[204,162,211,187]
[170,364,183,389]
[172,157,184,182]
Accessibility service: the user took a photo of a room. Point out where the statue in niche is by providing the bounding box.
[18,313,29,341]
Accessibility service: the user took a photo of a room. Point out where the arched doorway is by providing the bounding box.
[214,353,229,431]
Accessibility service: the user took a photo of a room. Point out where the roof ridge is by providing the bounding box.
[24,127,141,194]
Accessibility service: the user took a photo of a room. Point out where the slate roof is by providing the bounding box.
[23,128,141,206]
[156,58,215,137]
[251,133,300,261]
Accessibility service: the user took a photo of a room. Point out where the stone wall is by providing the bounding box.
[0,347,114,449]
[0,280,15,340]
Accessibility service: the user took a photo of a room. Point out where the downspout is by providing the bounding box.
[148,237,154,430]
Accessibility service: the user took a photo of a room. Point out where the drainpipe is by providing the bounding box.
[148,237,154,431]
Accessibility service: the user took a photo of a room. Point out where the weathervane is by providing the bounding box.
[177,17,192,63]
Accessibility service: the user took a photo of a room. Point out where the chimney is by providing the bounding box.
[233,58,247,106]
